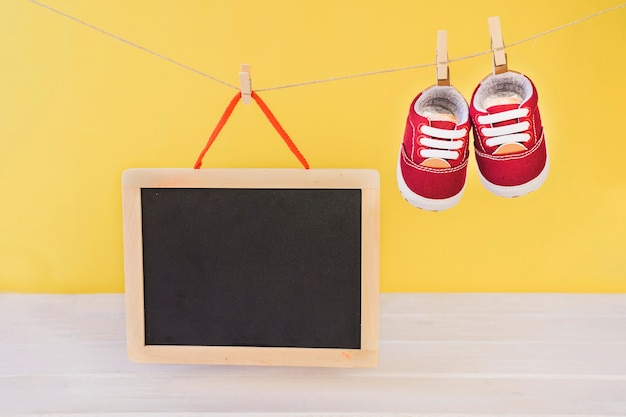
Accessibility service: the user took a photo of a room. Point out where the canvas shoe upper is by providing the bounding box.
[397,86,470,211]
[470,71,549,197]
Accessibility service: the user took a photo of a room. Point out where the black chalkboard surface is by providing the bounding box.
[122,168,379,367]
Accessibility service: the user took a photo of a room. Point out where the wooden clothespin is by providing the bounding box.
[488,16,508,74]
[436,30,450,86]
[238,64,252,104]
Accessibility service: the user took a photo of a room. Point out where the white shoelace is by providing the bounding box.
[419,125,466,160]
[477,108,531,147]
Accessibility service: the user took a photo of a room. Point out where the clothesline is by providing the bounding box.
[29,0,626,92]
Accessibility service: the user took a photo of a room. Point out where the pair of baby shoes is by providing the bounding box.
[397,70,549,211]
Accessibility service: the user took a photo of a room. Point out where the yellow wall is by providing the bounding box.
[1,0,625,293]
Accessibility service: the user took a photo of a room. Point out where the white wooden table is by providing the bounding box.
[1,293,625,416]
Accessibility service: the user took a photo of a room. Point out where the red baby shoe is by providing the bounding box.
[397,86,471,211]
[470,72,549,197]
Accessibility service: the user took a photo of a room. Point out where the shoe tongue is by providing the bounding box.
[429,119,457,130]
[486,103,520,114]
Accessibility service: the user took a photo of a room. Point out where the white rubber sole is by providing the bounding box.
[396,158,465,211]
[478,153,550,198]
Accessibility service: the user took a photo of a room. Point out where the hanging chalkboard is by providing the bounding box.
[122,168,379,367]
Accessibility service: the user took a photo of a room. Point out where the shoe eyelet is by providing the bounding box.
[416,146,428,158]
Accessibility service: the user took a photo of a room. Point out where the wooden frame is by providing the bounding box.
[122,168,380,367]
